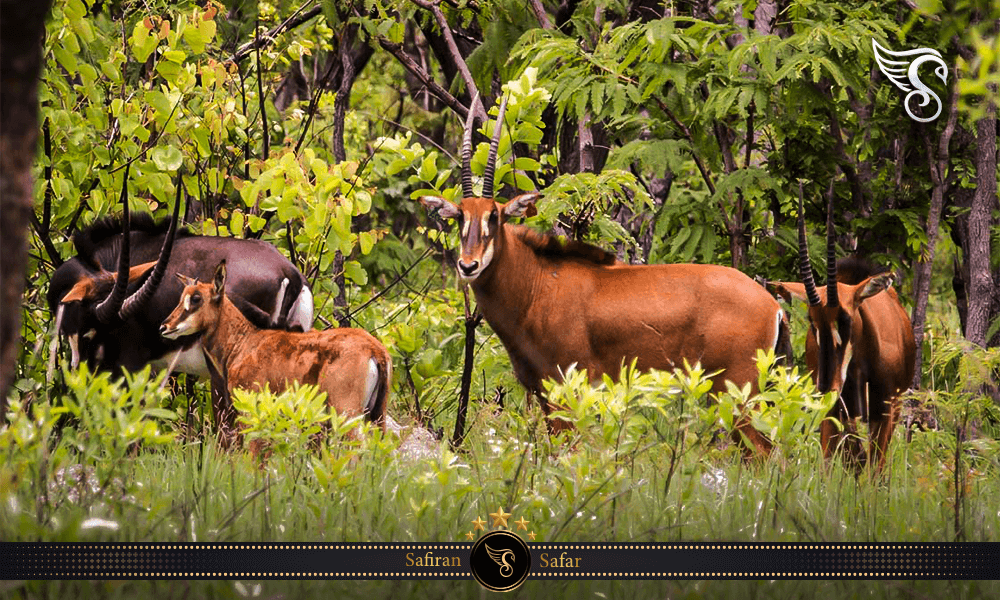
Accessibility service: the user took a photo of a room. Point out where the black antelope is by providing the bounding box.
[47,171,312,439]
[770,186,915,472]
[160,260,391,440]
[420,95,787,455]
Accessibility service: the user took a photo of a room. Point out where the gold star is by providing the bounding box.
[489,506,511,529]
[514,516,529,531]
[471,516,486,532]
[465,531,474,541]
[528,531,537,541]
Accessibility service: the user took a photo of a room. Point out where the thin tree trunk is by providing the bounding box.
[910,72,958,387]
[965,102,997,348]
[451,288,482,449]
[1,0,53,412]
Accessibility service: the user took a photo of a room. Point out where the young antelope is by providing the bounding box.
[160,260,391,441]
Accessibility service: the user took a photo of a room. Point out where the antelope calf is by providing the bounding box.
[160,261,391,442]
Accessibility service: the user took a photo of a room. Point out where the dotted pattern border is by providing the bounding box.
[2,542,995,580]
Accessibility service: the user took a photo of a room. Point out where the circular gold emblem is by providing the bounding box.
[469,530,531,592]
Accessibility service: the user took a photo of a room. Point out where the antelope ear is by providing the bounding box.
[855,272,893,302]
[768,282,808,305]
[419,196,461,219]
[128,261,157,283]
[212,261,227,302]
[175,273,198,287]
[502,193,541,218]
[61,279,95,303]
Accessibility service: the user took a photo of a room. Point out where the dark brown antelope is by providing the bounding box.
[770,185,915,472]
[47,169,312,442]
[160,261,391,440]
[420,95,787,455]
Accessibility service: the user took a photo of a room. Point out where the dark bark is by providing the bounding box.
[910,71,959,388]
[332,25,374,163]
[1,0,54,412]
[451,288,482,449]
[965,106,997,348]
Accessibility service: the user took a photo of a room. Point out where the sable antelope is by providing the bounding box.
[160,261,391,440]
[419,95,787,454]
[770,186,915,471]
[47,169,313,438]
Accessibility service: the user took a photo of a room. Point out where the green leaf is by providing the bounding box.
[150,146,183,171]
[343,260,368,285]
[230,210,245,236]
[358,231,375,255]
[130,20,158,63]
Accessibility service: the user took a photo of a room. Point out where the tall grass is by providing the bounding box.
[2,344,998,599]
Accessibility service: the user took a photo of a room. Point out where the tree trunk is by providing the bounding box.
[965,106,997,348]
[910,75,958,388]
[1,0,53,412]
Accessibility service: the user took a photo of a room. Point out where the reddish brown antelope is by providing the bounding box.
[770,186,915,472]
[160,261,391,441]
[420,95,787,455]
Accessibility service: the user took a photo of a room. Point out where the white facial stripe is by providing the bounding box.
[183,294,191,311]
[69,334,80,369]
[481,214,490,238]
[832,326,842,346]
[840,342,853,383]
[462,211,472,238]
[480,240,495,271]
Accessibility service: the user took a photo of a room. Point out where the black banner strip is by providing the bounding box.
[1,542,998,580]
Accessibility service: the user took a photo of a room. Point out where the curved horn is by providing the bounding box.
[94,164,132,323]
[119,176,184,321]
[825,181,838,307]
[797,182,822,307]
[481,93,509,199]
[461,91,479,198]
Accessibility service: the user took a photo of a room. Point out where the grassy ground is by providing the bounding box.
[3,293,998,599]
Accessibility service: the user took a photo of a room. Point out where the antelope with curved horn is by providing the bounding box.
[160,260,391,441]
[47,168,313,442]
[770,184,915,472]
[420,94,788,455]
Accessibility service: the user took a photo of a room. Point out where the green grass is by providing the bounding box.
[2,328,998,599]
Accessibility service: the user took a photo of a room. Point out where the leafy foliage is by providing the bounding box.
[5,4,1000,599]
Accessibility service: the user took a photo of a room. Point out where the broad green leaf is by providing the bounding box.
[151,146,183,171]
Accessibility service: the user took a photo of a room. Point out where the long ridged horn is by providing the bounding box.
[797,182,822,307]
[481,93,509,199]
[461,91,479,198]
[825,181,838,307]
[119,175,183,321]
[94,164,132,323]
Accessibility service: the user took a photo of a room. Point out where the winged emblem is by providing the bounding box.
[872,39,948,123]
[485,544,515,577]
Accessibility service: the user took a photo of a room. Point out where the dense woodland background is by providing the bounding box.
[1,0,999,597]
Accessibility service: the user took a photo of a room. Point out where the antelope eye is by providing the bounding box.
[489,209,498,223]
[190,294,201,307]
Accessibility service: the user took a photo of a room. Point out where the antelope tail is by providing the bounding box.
[363,355,391,426]
[774,308,793,367]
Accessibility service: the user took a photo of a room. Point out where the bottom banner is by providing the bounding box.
[2,542,997,586]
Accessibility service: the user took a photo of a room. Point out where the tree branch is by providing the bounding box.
[376,36,472,119]
[410,0,487,121]
[651,95,716,195]
[229,2,322,63]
